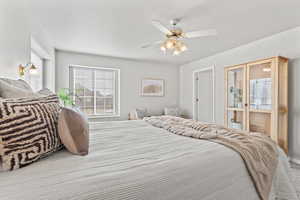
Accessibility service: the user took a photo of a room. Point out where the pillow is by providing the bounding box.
[0,78,33,91]
[0,80,38,98]
[0,95,63,171]
[136,108,149,119]
[129,108,149,120]
[37,88,55,96]
[164,107,180,116]
[58,107,89,156]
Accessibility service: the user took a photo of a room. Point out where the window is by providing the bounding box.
[69,65,120,117]
[27,51,43,92]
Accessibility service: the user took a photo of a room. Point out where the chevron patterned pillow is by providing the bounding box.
[0,95,63,171]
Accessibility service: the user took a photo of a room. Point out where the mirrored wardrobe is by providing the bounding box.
[224,57,288,153]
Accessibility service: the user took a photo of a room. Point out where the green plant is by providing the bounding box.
[230,87,243,107]
[57,88,76,107]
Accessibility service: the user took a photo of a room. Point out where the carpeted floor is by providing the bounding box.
[291,162,300,197]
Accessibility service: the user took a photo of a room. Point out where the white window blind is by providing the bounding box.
[69,65,120,117]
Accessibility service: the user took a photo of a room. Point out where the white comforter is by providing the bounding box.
[0,120,298,200]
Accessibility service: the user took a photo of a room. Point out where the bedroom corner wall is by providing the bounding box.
[289,58,300,164]
[29,1,56,91]
[30,35,56,92]
[0,0,55,90]
[0,1,30,79]
[179,26,300,161]
[55,50,179,121]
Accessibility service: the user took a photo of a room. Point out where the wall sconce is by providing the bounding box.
[19,63,38,76]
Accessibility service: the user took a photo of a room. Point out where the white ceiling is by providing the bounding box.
[28,0,300,65]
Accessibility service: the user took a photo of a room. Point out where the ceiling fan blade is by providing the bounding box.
[141,41,162,48]
[151,20,172,35]
[184,29,217,38]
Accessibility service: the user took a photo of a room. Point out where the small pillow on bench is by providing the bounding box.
[164,107,180,117]
[129,108,149,120]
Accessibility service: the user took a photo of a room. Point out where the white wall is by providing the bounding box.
[30,35,56,91]
[0,0,55,90]
[0,1,30,79]
[179,26,300,160]
[289,58,300,163]
[29,5,56,91]
[56,50,179,121]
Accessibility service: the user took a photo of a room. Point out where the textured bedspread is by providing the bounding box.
[144,116,278,200]
[0,120,298,200]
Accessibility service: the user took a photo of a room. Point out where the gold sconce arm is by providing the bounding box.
[19,64,25,76]
[18,63,38,77]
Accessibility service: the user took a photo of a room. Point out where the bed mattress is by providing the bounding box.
[0,120,298,200]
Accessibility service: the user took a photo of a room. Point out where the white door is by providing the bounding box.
[193,67,215,122]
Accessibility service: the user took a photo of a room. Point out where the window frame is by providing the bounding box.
[69,64,121,119]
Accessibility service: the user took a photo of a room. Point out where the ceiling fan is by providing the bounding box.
[141,18,217,55]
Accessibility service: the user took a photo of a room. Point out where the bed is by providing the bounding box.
[0,120,298,200]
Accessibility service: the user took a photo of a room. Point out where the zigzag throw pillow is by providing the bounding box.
[0,95,63,171]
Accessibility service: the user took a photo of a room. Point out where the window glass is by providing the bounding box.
[70,66,119,116]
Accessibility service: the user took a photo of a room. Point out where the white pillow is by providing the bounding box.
[129,108,149,120]
[0,78,33,92]
[136,108,149,119]
[0,80,38,98]
[164,107,180,117]
[37,88,55,96]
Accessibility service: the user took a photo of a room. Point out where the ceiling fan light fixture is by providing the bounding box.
[159,38,187,55]
[145,19,217,56]
[175,40,187,52]
[160,45,166,52]
[173,48,181,56]
[165,39,175,49]
[180,44,187,52]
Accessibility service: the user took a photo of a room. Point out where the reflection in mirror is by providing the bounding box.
[227,69,243,108]
[250,78,272,110]
[228,110,243,130]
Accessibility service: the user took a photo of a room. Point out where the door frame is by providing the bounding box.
[192,66,215,122]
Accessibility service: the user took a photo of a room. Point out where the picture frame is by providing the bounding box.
[140,78,164,97]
